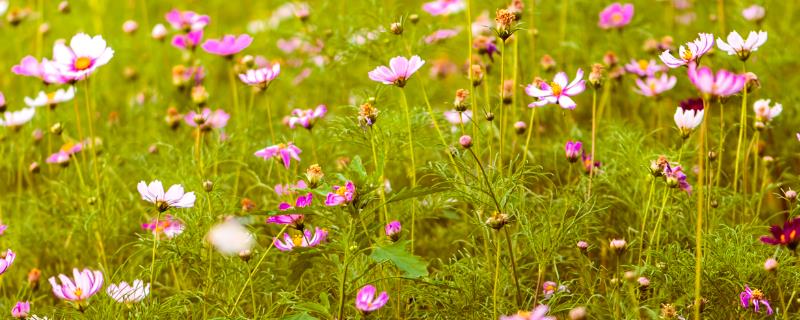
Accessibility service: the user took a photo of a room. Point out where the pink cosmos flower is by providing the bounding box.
[275,180,308,196]
[717,30,768,60]
[444,110,472,126]
[0,249,15,275]
[254,142,302,169]
[47,142,83,165]
[171,30,203,50]
[633,73,677,97]
[355,285,389,313]
[624,59,663,77]
[238,63,281,89]
[137,180,196,212]
[565,141,582,162]
[278,193,313,211]
[52,33,114,81]
[500,305,555,320]
[740,285,773,315]
[659,33,714,68]
[422,0,464,16]
[385,221,402,241]
[107,280,150,304]
[325,181,355,206]
[184,108,230,130]
[424,28,460,44]
[687,62,746,97]
[273,227,328,251]
[49,268,103,303]
[598,3,634,29]
[11,56,71,84]
[11,301,29,319]
[0,224,6,235]
[141,214,185,239]
[277,37,302,53]
[525,69,586,109]
[286,105,327,129]
[368,55,425,88]
[267,214,305,230]
[742,5,766,22]
[664,164,692,194]
[202,34,253,57]
[165,9,210,31]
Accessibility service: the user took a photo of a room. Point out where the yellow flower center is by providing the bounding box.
[47,92,57,103]
[291,234,304,247]
[649,81,657,93]
[638,60,649,72]
[611,13,623,23]
[60,142,75,152]
[335,187,348,196]
[545,285,555,292]
[682,49,694,61]
[278,143,286,149]
[517,311,531,317]
[550,82,563,96]
[74,57,92,70]
[74,287,83,297]
[751,289,764,300]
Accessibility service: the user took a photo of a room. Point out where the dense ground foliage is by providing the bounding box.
[0,0,798,319]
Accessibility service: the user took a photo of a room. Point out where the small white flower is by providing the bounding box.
[753,99,782,123]
[716,30,767,60]
[674,107,704,138]
[107,279,150,304]
[24,87,76,108]
[0,108,36,128]
[137,180,196,212]
[207,219,256,255]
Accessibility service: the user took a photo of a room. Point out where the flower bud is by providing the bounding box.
[459,135,473,149]
[514,121,526,135]
[28,162,40,174]
[588,63,605,89]
[454,89,470,111]
[38,23,50,35]
[501,80,514,104]
[239,249,252,262]
[28,268,41,289]
[152,24,167,41]
[660,304,678,318]
[148,144,158,154]
[408,14,419,24]
[745,72,760,93]
[122,20,139,34]
[623,271,636,281]
[784,189,797,201]
[50,122,63,135]
[203,180,214,192]
[637,276,650,288]
[577,240,588,251]
[385,221,402,242]
[358,102,379,128]
[603,51,618,67]
[540,54,556,71]
[58,1,70,13]
[390,22,403,35]
[485,211,509,230]
[241,198,256,212]
[609,238,626,253]
[32,129,43,143]
[569,307,587,320]
[764,258,778,272]
[485,112,495,121]
[305,164,324,188]
[494,9,516,41]
[470,65,484,87]
[191,85,209,105]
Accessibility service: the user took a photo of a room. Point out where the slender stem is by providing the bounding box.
[492,231,500,320]
[84,80,101,190]
[693,98,709,320]
[399,90,417,252]
[714,100,724,188]
[265,93,275,143]
[648,188,671,265]
[498,40,506,175]
[521,108,536,164]
[149,211,161,286]
[503,227,522,308]
[588,88,598,197]
[369,128,388,225]
[752,130,761,204]
[468,148,502,212]
[337,221,354,320]
[229,225,288,315]
[228,61,240,127]
[733,63,747,192]
[416,80,462,181]
[638,179,656,264]
[71,88,87,187]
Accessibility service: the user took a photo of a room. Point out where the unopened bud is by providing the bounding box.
[390,22,403,35]
[305,164,324,188]
[203,180,214,192]
[459,135,473,149]
[50,122,63,135]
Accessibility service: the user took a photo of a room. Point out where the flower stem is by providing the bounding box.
[149,212,161,287]
[521,108,536,164]
[638,179,656,265]
[468,148,502,211]
[492,231,500,320]
[498,40,506,175]
[416,80,462,182]
[83,80,100,191]
[503,227,522,308]
[733,63,747,193]
[588,88,598,198]
[693,98,709,320]
[229,225,288,315]
[399,90,417,252]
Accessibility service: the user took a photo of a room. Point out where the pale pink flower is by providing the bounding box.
[753,99,782,124]
[274,180,308,196]
[598,3,634,29]
[687,62,746,97]
[24,87,75,108]
[137,180,196,212]
[0,108,36,128]
[165,9,210,31]
[624,59,663,77]
[52,33,114,81]
[286,105,327,129]
[254,142,302,169]
[184,108,230,130]
[500,305,555,320]
[659,33,714,68]
[11,56,71,84]
[239,63,281,89]
[424,28,460,44]
[151,24,167,40]
[273,227,328,251]
[633,73,677,97]
[525,69,586,109]
[122,20,139,34]
[207,219,255,255]
[742,5,766,22]
[368,55,425,87]
[202,34,253,57]
[422,0,464,16]
[141,214,185,239]
[0,249,15,275]
[717,30,767,60]
[355,285,389,313]
[48,268,103,303]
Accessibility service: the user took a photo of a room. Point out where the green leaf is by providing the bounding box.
[370,241,429,278]
[292,302,331,318]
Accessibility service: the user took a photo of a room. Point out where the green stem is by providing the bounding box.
[503,227,522,308]
[399,90,417,252]
[229,225,288,315]
[693,98,709,320]
[638,179,656,264]
[733,63,747,192]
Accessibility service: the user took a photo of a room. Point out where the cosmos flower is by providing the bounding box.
[141,214,185,239]
[422,0,464,16]
[368,55,425,87]
[49,268,104,303]
[542,281,568,299]
[11,56,71,84]
[11,301,29,319]
[687,62,746,98]
[0,108,36,129]
[740,285,773,315]
[674,101,704,139]
[278,193,313,211]
[582,151,602,175]
[355,285,389,313]
[525,69,585,109]
[624,59,663,77]
[151,24,168,40]
[238,63,281,90]
[267,214,305,230]
[742,5,766,22]
[443,110,472,132]
[184,108,230,131]
[274,180,308,196]
[52,33,115,81]
[273,227,328,251]
[165,9,210,31]
[24,87,76,108]
[0,249,15,275]
[500,305,555,320]
[424,28,460,44]
[753,99,782,125]
[658,33,714,68]
[325,181,355,206]
[598,3,634,29]
[0,224,6,235]
[716,30,767,60]
[633,73,677,97]
[565,141,582,163]
[137,180,196,212]
[171,30,203,50]
[46,142,83,165]
[760,217,800,250]
[107,280,150,304]
[664,164,692,194]
[385,221,402,241]
[207,219,256,255]
[286,105,327,129]
[254,142,302,169]
[202,34,253,57]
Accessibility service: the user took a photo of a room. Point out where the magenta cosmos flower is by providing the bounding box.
[278,193,313,211]
[184,108,230,130]
[525,69,586,109]
[385,221,402,241]
[740,285,773,315]
[165,9,209,31]
[0,249,15,275]
[422,0,464,16]
[49,268,103,304]
[11,301,29,319]
[659,33,714,68]
[355,285,389,313]
[172,30,203,50]
[760,217,800,250]
[424,28,460,44]
[52,33,114,81]
[273,227,328,251]
[141,214,185,239]
[633,73,677,97]
[368,55,425,88]
[239,63,280,90]
[202,34,253,57]
[267,214,305,230]
[286,105,327,129]
[565,141,582,162]
[325,181,355,206]
[137,180,196,212]
[47,142,83,166]
[687,62,746,98]
[664,164,692,194]
[254,142,302,169]
[500,305,555,320]
[11,56,71,84]
[598,3,634,29]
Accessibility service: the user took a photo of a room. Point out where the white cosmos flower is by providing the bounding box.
[0,1,7,16]
[52,33,115,81]
[137,180,196,212]
[753,99,782,123]
[674,107,704,138]
[716,30,767,60]
[207,219,256,255]
[24,87,76,108]
[107,280,150,304]
[0,108,36,128]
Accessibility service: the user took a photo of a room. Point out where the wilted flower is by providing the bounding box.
[11,301,29,318]
[588,63,605,88]
[493,9,517,41]
[325,181,356,206]
[540,54,556,71]
[625,59,663,77]
[238,63,281,90]
[454,89,470,111]
[664,164,692,194]
[286,105,327,129]
[565,141,582,163]
[633,73,676,97]
[49,268,103,305]
[52,33,115,81]
[717,30,767,61]
[305,164,324,188]
[742,5,766,23]
[598,3,634,29]
[254,142,302,169]
[165,9,210,31]
[659,33,714,68]
[358,101,379,128]
[273,227,328,251]
[500,305,555,320]
[526,69,585,109]
[207,219,256,255]
[687,62,746,98]
[0,108,36,129]
[0,249,15,275]
[385,221,402,241]
[202,34,253,57]
[137,180,196,212]
[368,55,425,87]
[740,285,773,315]
[760,217,800,250]
[141,214,185,239]
[422,0,464,16]
[24,87,75,109]
[355,285,389,313]
[107,280,150,304]
[582,151,602,174]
